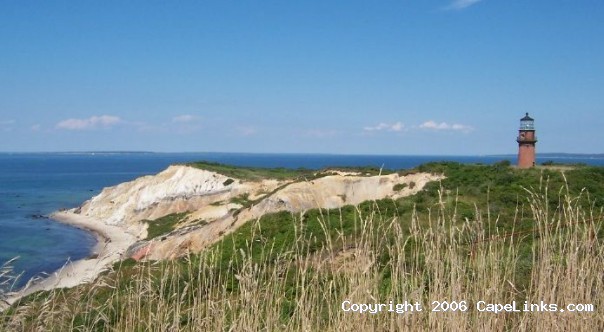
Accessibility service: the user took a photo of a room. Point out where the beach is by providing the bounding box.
[3,211,141,308]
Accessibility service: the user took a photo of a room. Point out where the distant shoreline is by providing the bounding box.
[1,151,603,158]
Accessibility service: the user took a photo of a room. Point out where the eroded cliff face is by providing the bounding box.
[78,165,288,227]
[75,165,443,260]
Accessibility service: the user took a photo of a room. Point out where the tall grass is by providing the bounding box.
[2,182,603,331]
[0,258,20,311]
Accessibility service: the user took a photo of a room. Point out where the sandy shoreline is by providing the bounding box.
[2,210,141,309]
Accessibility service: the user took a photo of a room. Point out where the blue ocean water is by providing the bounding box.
[1,152,603,290]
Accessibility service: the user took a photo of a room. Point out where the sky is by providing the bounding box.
[1,1,603,155]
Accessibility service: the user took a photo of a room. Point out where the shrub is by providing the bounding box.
[393,183,407,191]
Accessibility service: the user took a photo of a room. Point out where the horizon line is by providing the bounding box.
[1,151,603,157]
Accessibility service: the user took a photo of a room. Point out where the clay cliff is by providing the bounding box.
[74,165,443,260]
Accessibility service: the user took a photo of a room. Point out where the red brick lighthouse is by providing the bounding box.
[517,113,537,168]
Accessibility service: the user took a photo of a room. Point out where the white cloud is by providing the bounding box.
[363,122,404,132]
[31,124,41,131]
[419,120,473,133]
[446,0,483,10]
[56,115,122,130]
[172,114,199,123]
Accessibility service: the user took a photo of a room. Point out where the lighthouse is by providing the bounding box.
[516,113,537,168]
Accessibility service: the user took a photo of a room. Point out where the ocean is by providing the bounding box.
[1,152,604,290]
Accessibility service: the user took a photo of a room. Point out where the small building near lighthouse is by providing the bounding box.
[516,113,537,168]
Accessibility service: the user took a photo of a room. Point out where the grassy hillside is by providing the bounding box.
[187,161,315,181]
[2,162,604,330]
[187,161,392,181]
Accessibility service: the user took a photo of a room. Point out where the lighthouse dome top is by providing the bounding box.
[521,113,534,121]
[520,113,535,130]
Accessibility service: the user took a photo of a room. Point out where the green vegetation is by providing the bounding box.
[3,162,604,330]
[211,163,604,283]
[187,161,316,181]
[143,212,189,240]
[322,166,394,176]
[187,161,395,181]
[392,183,407,191]
[229,193,253,209]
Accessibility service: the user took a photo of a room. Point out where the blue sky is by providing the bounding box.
[1,1,603,154]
